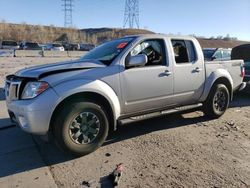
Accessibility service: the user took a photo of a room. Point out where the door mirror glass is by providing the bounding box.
[126,54,148,68]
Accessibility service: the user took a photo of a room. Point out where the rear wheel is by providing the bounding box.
[203,84,229,118]
[53,100,109,156]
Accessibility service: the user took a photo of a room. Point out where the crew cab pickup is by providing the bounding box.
[5,34,246,156]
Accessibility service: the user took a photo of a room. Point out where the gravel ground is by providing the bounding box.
[0,57,250,188]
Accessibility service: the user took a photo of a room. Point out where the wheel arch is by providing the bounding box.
[202,76,233,102]
[212,77,232,99]
[200,68,234,102]
[49,91,118,134]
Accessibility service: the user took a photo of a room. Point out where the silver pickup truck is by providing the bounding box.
[5,34,246,156]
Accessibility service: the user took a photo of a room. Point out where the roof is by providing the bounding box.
[124,34,197,41]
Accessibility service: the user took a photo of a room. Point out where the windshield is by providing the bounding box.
[53,44,62,47]
[81,37,135,65]
[203,49,216,60]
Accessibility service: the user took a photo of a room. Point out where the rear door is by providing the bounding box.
[171,39,205,104]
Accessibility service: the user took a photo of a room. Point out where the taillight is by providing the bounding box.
[241,66,245,77]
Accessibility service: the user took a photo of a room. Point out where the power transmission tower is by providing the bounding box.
[123,0,139,29]
[62,0,74,27]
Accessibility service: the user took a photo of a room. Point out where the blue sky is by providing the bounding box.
[0,0,250,41]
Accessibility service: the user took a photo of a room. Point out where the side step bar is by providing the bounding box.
[118,103,203,125]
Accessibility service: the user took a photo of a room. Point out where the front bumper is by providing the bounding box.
[6,88,59,135]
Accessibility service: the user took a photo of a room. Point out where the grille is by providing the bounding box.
[5,75,22,101]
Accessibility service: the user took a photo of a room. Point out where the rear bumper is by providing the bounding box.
[238,82,247,91]
[234,82,247,93]
[244,82,250,91]
[243,76,250,91]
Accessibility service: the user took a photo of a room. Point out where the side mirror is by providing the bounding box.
[126,54,148,68]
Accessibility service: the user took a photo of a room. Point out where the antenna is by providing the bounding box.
[123,0,139,29]
[62,0,74,27]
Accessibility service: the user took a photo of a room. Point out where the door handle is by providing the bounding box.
[194,67,202,73]
[159,70,172,77]
[164,70,172,76]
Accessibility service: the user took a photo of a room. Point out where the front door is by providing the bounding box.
[120,39,174,114]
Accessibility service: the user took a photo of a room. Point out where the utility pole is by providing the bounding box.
[123,0,139,29]
[62,0,74,27]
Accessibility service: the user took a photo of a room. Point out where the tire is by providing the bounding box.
[203,84,230,118]
[53,100,109,156]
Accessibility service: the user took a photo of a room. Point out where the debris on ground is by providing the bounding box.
[226,121,239,131]
[109,163,124,187]
[81,181,91,187]
[227,121,235,127]
[105,153,111,157]
[81,180,96,188]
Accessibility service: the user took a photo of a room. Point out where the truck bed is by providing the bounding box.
[205,60,244,91]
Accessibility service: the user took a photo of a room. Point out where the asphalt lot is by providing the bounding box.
[0,57,250,188]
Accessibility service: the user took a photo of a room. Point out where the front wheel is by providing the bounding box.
[203,84,230,118]
[53,100,109,156]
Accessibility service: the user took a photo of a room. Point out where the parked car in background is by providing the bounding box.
[20,42,42,50]
[231,44,250,91]
[39,44,47,50]
[80,43,95,51]
[70,43,80,51]
[203,48,231,61]
[63,43,80,51]
[62,43,70,51]
[46,43,65,51]
[0,40,19,50]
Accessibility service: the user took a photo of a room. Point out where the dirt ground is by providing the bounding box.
[0,57,250,188]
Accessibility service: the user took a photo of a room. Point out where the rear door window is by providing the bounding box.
[171,40,197,63]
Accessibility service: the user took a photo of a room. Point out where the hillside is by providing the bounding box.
[0,22,249,48]
[197,38,248,48]
[0,22,153,44]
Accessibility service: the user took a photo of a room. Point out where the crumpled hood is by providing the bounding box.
[15,59,106,79]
